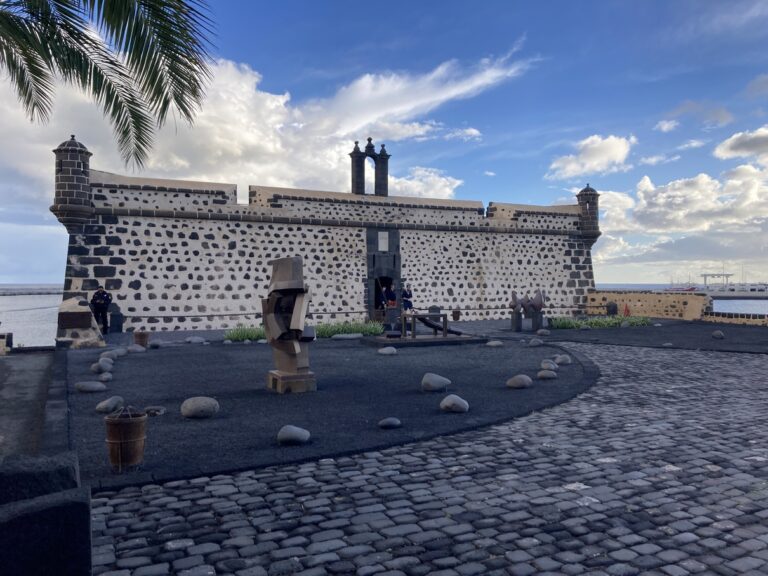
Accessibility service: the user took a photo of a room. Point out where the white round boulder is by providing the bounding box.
[712,330,725,340]
[76,381,108,393]
[540,359,558,371]
[113,347,128,357]
[180,396,220,419]
[554,354,572,365]
[421,372,451,392]
[440,394,469,413]
[506,374,533,389]
[486,340,504,347]
[536,329,551,336]
[537,370,558,380]
[98,372,113,383]
[378,346,398,355]
[100,351,118,361]
[96,396,124,414]
[277,425,311,445]
[378,417,402,429]
[127,344,146,353]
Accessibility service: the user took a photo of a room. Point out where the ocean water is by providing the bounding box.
[1,284,765,348]
[0,285,62,347]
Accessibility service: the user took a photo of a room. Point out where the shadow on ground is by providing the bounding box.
[65,338,597,489]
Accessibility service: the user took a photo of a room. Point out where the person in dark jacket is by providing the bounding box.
[401,283,413,311]
[91,285,112,334]
[383,283,397,308]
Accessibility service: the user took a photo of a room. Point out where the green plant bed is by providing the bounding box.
[224,321,384,342]
[549,316,651,330]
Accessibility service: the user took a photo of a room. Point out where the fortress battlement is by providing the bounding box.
[52,136,600,337]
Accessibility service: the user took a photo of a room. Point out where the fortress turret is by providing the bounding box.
[577,183,600,247]
[50,135,94,230]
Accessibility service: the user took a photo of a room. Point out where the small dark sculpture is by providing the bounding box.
[511,289,546,332]
[262,256,316,393]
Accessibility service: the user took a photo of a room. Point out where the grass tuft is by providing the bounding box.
[549,316,651,329]
[224,321,384,341]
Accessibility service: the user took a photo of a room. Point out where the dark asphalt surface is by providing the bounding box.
[66,337,596,489]
[547,319,768,353]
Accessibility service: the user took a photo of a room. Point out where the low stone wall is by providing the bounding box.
[586,290,711,320]
[702,311,768,326]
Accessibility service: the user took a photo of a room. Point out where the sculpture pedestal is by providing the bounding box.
[267,370,317,394]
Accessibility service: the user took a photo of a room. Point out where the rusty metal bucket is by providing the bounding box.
[105,407,147,472]
[133,331,149,347]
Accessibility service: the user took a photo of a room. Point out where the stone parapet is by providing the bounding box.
[702,311,768,326]
[587,290,711,320]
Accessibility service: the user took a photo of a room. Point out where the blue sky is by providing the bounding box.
[1,0,768,284]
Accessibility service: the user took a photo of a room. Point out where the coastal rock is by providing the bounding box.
[421,372,451,392]
[98,372,113,383]
[536,329,551,336]
[223,339,233,345]
[506,374,533,389]
[257,339,268,344]
[331,333,364,340]
[185,336,206,344]
[554,354,572,365]
[712,330,725,340]
[91,357,113,373]
[145,405,167,417]
[127,344,146,353]
[540,359,558,371]
[378,417,402,429]
[378,346,397,355]
[528,338,544,347]
[100,351,118,361]
[277,425,311,445]
[180,396,220,419]
[440,394,469,413]
[76,381,107,393]
[537,370,558,380]
[96,396,124,413]
[242,339,252,344]
[113,347,128,357]
[486,340,504,347]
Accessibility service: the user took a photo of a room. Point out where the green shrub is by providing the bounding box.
[224,321,384,341]
[314,321,384,338]
[224,325,265,341]
[548,316,651,330]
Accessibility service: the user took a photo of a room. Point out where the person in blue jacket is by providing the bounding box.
[90,285,112,334]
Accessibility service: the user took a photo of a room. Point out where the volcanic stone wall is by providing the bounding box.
[57,173,597,332]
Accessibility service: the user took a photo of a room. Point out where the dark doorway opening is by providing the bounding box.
[373,275,393,322]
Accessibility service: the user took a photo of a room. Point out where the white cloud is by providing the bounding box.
[677,139,707,150]
[654,119,679,132]
[445,127,482,141]
[0,50,535,215]
[714,125,768,165]
[483,171,496,177]
[670,100,734,129]
[746,73,768,98]
[545,134,637,180]
[639,154,681,166]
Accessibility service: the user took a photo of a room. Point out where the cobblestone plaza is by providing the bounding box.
[89,342,768,576]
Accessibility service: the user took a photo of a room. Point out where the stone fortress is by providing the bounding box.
[50,135,601,334]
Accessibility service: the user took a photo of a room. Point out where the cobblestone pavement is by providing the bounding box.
[91,344,768,576]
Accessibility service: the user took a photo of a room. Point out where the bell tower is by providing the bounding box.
[349,137,390,196]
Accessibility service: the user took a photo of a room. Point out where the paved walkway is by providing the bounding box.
[90,342,768,576]
[0,352,52,459]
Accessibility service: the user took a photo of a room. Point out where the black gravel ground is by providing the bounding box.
[65,336,596,490]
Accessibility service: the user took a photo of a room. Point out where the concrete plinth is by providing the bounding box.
[267,370,317,394]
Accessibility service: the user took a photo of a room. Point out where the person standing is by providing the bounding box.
[384,283,397,308]
[401,283,413,311]
[91,285,112,334]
